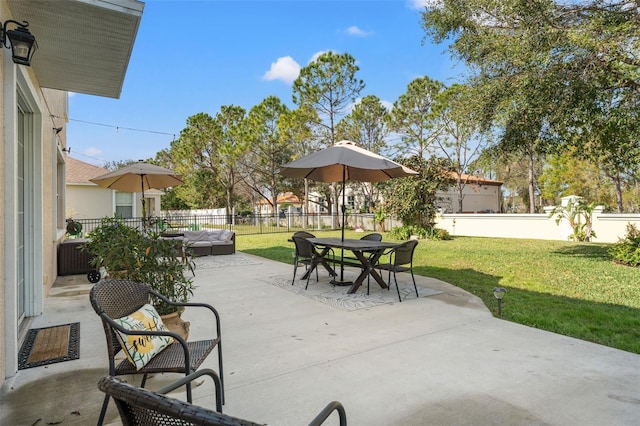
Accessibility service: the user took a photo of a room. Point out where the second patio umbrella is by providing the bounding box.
[90,160,184,219]
[279,140,418,283]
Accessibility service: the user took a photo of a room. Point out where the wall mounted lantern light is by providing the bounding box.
[1,19,37,66]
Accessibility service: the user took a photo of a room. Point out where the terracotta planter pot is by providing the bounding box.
[160,310,190,341]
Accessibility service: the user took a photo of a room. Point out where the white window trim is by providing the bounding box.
[3,61,44,377]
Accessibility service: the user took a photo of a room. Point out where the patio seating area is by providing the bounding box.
[1,252,640,425]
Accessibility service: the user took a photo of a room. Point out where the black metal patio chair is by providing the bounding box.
[378,239,419,302]
[90,279,224,426]
[291,231,335,289]
[344,233,383,264]
[98,370,347,425]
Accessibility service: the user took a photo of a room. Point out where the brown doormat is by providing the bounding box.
[18,323,80,370]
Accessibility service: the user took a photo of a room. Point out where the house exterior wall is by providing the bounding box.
[42,89,68,293]
[66,184,114,219]
[144,192,162,217]
[0,0,68,380]
[0,0,7,385]
[65,185,162,220]
[437,184,501,213]
[299,182,501,215]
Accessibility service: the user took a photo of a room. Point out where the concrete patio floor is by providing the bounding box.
[1,252,639,425]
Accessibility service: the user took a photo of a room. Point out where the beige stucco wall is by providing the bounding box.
[0,0,7,386]
[66,184,114,219]
[0,0,68,380]
[42,89,68,296]
[66,185,162,220]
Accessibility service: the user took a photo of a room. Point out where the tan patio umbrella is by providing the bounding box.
[90,160,184,219]
[279,140,418,283]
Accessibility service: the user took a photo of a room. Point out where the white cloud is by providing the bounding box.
[407,0,440,9]
[309,50,331,63]
[262,56,301,84]
[345,26,373,37]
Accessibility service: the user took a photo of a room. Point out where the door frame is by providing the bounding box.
[3,62,44,376]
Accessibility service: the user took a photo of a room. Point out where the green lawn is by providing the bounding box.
[237,231,640,354]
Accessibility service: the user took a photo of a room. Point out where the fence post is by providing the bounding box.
[331,206,336,230]
[287,206,293,230]
[302,206,307,229]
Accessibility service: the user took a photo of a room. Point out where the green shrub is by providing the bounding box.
[431,228,452,240]
[609,223,640,267]
[390,225,451,240]
[83,215,195,315]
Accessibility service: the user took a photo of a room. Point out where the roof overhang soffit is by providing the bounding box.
[6,0,144,98]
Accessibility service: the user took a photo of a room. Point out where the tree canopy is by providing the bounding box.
[421,0,640,211]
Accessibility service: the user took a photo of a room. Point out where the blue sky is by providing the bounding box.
[68,0,464,166]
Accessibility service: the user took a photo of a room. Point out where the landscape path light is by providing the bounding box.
[493,287,506,317]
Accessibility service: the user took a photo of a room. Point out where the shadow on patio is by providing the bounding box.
[2,252,639,425]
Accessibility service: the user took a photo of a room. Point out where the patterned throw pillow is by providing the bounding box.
[114,304,174,370]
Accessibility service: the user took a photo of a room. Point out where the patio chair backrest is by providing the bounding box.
[90,279,150,319]
[360,233,382,242]
[90,279,152,361]
[293,230,315,239]
[393,240,419,266]
[293,235,316,259]
[98,375,260,426]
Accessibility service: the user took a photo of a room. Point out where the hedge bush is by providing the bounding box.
[609,223,640,267]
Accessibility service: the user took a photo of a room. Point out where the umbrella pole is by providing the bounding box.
[331,167,352,286]
[141,175,146,230]
[340,167,346,281]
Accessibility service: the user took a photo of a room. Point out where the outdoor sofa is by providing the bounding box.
[182,229,236,256]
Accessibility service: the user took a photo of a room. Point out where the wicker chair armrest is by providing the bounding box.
[157,368,223,413]
[308,401,347,426]
[148,289,222,340]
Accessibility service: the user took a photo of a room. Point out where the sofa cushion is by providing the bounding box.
[207,230,224,241]
[183,230,209,241]
[219,229,233,242]
[188,240,212,247]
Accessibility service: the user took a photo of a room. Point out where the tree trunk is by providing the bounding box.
[457,178,464,213]
[527,148,536,213]
[613,169,623,213]
[226,187,233,223]
[304,178,309,214]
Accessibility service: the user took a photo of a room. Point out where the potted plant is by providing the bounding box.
[83,215,195,338]
[82,216,142,278]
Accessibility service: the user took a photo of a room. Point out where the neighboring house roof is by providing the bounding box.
[257,192,302,205]
[66,157,162,194]
[66,157,109,184]
[447,172,503,187]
